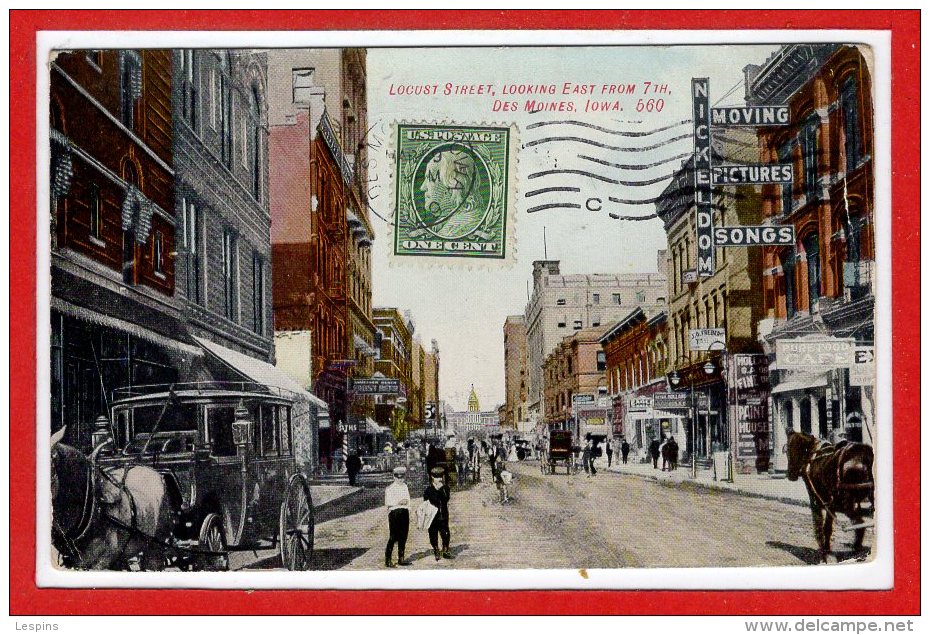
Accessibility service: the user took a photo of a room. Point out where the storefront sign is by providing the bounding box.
[628,396,654,412]
[732,354,771,463]
[776,337,855,369]
[351,378,400,395]
[682,270,698,284]
[713,225,795,247]
[849,346,875,387]
[711,163,793,184]
[692,78,714,278]
[654,391,709,410]
[688,328,726,351]
[711,105,790,126]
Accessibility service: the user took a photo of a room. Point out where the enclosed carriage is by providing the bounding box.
[98,382,322,571]
[541,430,575,475]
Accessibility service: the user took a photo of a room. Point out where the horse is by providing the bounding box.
[50,427,175,570]
[785,430,874,563]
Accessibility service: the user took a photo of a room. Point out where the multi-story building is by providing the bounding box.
[422,340,441,430]
[600,308,671,454]
[172,49,275,370]
[502,315,528,430]
[542,325,610,440]
[50,49,186,450]
[269,49,373,452]
[373,307,414,440]
[657,136,768,469]
[524,258,667,430]
[409,338,426,433]
[745,45,875,468]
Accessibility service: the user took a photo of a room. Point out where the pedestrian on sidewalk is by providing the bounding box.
[606,439,613,468]
[423,466,453,561]
[346,451,362,486]
[621,438,631,464]
[659,435,670,471]
[582,438,597,476]
[667,436,679,471]
[384,466,411,567]
[649,438,661,469]
[333,445,345,474]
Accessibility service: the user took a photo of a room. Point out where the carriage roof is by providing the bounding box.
[111,382,302,406]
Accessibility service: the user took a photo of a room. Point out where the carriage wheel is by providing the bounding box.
[280,475,314,571]
[197,513,229,571]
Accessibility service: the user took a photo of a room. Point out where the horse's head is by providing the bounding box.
[785,430,818,481]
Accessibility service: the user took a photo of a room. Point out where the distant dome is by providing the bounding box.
[467,384,480,412]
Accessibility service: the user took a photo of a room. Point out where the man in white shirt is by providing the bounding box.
[384,466,412,567]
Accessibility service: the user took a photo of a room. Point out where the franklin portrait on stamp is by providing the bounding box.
[394,124,510,258]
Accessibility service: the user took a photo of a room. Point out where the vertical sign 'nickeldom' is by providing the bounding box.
[692,78,714,277]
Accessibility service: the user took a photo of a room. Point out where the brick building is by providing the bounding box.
[373,307,414,440]
[502,315,528,430]
[268,49,374,455]
[49,49,189,450]
[656,135,768,467]
[746,45,876,468]
[523,259,668,430]
[542,325,610,440]
[172,49,274,367]
[600,308,671,454]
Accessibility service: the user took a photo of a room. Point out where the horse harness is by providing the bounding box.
[53,455,141,568]
[801,441,872,525]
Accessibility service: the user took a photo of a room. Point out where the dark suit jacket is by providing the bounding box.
[423,484,450,521]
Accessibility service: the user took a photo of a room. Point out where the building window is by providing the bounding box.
[180,49,197,129]
[801,117,819,201]
[253,253,265,335]
[251,85,262,201]
[292,68,315,103]
[573,319,582,330]
[803,233,821,309]
[592,293,600,304]
[596,351,606,372]
[153,230,165,275]
[222,229,238,321]
[219,71,232,166]
[557,318,566,328]
[119,52,142,130]
[122,163,139,285]
[841,77,862,170]
[781,249,796,319]
[636,291,646,303]
[778,140,793,215]
[182,198,202,304]
[556,298,566,306]
[613,293,621,305]
[86,50,104,69]
[88,183,102,241]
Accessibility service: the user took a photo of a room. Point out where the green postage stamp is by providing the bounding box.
[394,124,511,259]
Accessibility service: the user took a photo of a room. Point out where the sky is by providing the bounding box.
[364,44,779,411]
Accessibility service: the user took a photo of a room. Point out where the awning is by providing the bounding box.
[193,335,329,409]
[52,267,200,356]
[771,371,829,395]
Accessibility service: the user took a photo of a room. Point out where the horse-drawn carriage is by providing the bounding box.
[541,430,575,475]
[52,382,320,571]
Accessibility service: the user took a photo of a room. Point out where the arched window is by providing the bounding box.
[840,76,862,170]
[802,233,821,309]
[800,115,819,201]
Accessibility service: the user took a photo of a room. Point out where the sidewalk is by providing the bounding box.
[309,484,362,509]
[604,459,809,506]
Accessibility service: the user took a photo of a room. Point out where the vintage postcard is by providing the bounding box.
[36,28,895,592]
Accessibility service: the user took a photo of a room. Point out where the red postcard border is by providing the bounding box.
[9,9,920,616]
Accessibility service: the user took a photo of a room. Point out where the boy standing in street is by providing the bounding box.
[384,466,412,567]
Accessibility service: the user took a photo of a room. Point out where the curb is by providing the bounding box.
[611,468,809,508]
